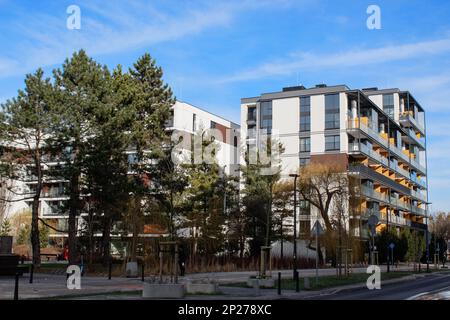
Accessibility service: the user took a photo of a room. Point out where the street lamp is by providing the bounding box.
[289,173,299,279]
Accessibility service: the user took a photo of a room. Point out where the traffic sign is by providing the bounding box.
[311,220,324,236]
[389,243,395,249]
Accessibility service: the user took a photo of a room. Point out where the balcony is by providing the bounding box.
[407,129,426,149]
[411,189,427,202]
[389,161,410,179]
[389,144,410,164]
[410,158,426,175]
[399,112,425,136]
[390,197,410,211]
[348,143,389,167]
[350,164,411,196]
[347,119,388,149]
[411,175,427,189]
[411,205,426,216]
[360,185,389,203]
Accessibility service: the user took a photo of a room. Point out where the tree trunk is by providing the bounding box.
[31,196,41,267]
[130,196,140,262]
[68,173,79,265]
[102,217,112,265]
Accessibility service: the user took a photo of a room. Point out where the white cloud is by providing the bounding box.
[0,0,292,78]
[220,37,450,83]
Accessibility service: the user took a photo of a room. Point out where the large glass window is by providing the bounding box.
[300,137,311,152]
[383,94,395,118]
[325,94,340,129]
[247,106,256,121]
[260,101,272,134]
[325,135,340,151]
[300,96,311,132]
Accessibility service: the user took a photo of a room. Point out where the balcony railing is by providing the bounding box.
[361,185,389,203]
[410,158,427,174]
[411,205,426,216]
[408,129,426,149]
[347,119,388,149]
[389,161,409,179]
[348,143,389,166]
[399,112,425,135]
[411,189,427,202]
[411,175,427,188]
[390,144,410,164]
[390,197,410,211]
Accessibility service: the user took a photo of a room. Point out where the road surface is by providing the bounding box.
[304,272,450,300]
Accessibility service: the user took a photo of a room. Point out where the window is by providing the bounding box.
[299,200,310,215]
[247,106,256,121]
[299,157,310,167]
[260,101,272,134]
[300,137,310,152]
[325,135,340,151]
[325,94,340,129]
[383,94,395,118]
[300,96,311,132]
[192,114,197,132]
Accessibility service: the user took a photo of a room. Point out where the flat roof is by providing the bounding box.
[176,100,240,128]
[242,85,425,112]
[241,85,350,103]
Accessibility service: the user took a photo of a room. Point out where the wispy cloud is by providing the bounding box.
[0,0,290,78]
[220,37,450,83]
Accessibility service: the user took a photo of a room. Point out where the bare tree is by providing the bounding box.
[297,163,349,264]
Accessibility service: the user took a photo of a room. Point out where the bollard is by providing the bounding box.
[14,272,19,300]
[295,271,300,292]
[29,264,34,284]
[141,263,145,282]
[252,279,260,296]
[304,277,310,290]
[277,272,281,295]
[108,260,112,280]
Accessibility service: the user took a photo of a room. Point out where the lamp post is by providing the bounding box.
[289,173,299,279]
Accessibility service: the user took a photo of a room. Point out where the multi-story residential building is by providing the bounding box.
[4,100,240,244]
[240,84,428,243]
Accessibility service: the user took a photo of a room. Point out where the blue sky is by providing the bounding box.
[0,0,450,212]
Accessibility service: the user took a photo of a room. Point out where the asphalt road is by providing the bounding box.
[304,272,450,300]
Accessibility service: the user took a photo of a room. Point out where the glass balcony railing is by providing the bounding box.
[411,205,426,216]
[411,175,427,189]
[347,119,388,149]
[389,161,409,178]
[411,189,427,202]
[348,143,389,166]
[408,129,426,148]
[399,112,425,135]
[361,185,389,203]
[410,158,427,174]
[390,197,410,211]
[390,144,410,163]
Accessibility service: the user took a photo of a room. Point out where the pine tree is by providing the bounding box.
[0,69,55,266]
[51,50,112,264]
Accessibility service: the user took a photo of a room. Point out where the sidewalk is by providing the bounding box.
[0,263,440,300]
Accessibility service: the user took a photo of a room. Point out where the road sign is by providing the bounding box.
[389,243,395,249]
[311,220,324,237]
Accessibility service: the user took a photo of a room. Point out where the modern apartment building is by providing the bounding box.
[240,84,428,240]
[4,101,240,243]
